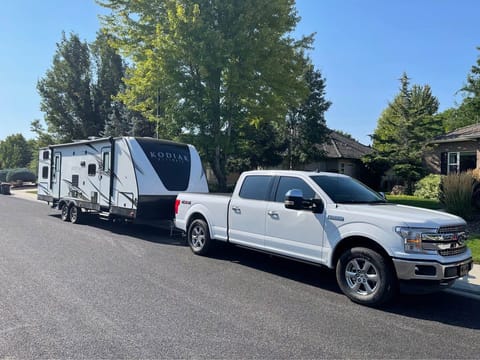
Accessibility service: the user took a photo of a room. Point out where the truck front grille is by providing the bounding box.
[423,224,468,257]
[438,247,468,257]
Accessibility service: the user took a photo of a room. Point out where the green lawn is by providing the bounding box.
[467,235,480,264]
[386,195,442,210]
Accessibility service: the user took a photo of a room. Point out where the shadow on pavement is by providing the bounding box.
[49,213,480,330]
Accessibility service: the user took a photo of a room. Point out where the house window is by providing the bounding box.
[339,163,345,174]
[447,151,476,174]
[42,151,50,160]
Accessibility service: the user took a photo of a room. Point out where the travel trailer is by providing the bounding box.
[37,137,208,225]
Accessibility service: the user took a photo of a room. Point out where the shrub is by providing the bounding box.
[440,172,474,219]
[390,185,405,195]
[6,168,36,183]
[413,174,442,200]
[0,169,12,182]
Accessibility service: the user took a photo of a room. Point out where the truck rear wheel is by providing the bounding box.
[336,247,396,306]
[187,219,211,255]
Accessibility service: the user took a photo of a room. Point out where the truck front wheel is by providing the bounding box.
[187,219,212,255]
[336,247,396,306]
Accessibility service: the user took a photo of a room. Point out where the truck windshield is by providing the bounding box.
[310,175,386,204]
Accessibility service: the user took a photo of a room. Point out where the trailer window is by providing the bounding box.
[88,164,96,176]
[103,152,110,172]
[42,166,48,179]
[42,151,49,160]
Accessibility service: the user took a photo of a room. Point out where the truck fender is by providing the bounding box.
[327,222,396,268]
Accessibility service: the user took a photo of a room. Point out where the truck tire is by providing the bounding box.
[187,219,212,255]
[69,205,82,224]
[61,203,70,222]
[336,247,396,306]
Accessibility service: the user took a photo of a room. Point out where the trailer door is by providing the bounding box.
[52,152,62,199]
[99,147,112,207]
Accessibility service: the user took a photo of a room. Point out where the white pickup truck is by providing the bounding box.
[174,170,473,306]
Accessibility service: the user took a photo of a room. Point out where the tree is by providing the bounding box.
[460,46,480,122]
[37,32,95,141]
[287,64,331,169]
[98,0,312,190]
[37,31,128,142]
[437,47,480,133]
[91,31,128,133]
[103,100,155,137]
[0,134,32,169]
[369,73,442,193]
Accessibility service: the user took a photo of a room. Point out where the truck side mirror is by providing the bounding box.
[284,189,304,210]
[284,189,324,213]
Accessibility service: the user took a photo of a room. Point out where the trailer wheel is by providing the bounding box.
[336,247,396,306]
[60,203,70,222]
[69,206,82,224]
[187,219,212,255]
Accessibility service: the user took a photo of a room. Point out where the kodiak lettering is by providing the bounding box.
[150,151,190,162]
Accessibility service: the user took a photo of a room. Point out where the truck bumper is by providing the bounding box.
[393,257,473,281]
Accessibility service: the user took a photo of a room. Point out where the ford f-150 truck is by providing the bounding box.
[174,170,473,306]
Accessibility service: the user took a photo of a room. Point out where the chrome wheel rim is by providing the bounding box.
[61,206,68,220]
[70,207,77,222]
[345,258,379,296]
[190,225,205,249]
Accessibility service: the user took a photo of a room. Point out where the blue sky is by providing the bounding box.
[0,1,479,145]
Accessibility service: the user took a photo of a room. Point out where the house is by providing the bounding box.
[304,131,373,179]
[205,130,373,188]
[424,123,480,174]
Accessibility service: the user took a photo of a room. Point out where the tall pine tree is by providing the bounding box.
[368,73,442,193]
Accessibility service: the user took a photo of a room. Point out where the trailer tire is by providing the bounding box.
[187,219,212,255]
[61,203,70,222]
[69,205,82,224]
[336,247,396,306]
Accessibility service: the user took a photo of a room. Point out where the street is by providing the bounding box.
[1,195,479,359]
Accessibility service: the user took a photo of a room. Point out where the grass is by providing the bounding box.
[386,195,442,210]
[26,190,37,194]
[467,235,480,264]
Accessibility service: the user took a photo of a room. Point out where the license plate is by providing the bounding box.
[458,263,470,277]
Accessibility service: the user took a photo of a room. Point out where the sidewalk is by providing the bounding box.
[449,263,480,299]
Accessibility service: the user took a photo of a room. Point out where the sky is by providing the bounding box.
[0,1,479,145]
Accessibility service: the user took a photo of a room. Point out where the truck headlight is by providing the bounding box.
[395,227,438,253]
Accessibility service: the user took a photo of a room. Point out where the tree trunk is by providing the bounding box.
[212,145,227,192]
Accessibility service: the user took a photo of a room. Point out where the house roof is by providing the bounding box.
[319,131,372,159]
[432,123,480,143]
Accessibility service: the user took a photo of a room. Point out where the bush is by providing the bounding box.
[440,172,474,219]
[390,185,405,195]
[0,169,12,182]
[413,174,442,200]
[6,168,36,183]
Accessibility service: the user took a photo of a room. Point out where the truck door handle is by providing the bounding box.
[231,206,241,213]
[267,211,279,218]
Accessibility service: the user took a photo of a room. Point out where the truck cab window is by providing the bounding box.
[239,175,272,201]
[274,176,315,202]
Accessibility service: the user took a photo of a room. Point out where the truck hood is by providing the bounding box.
[337,203,465,228]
